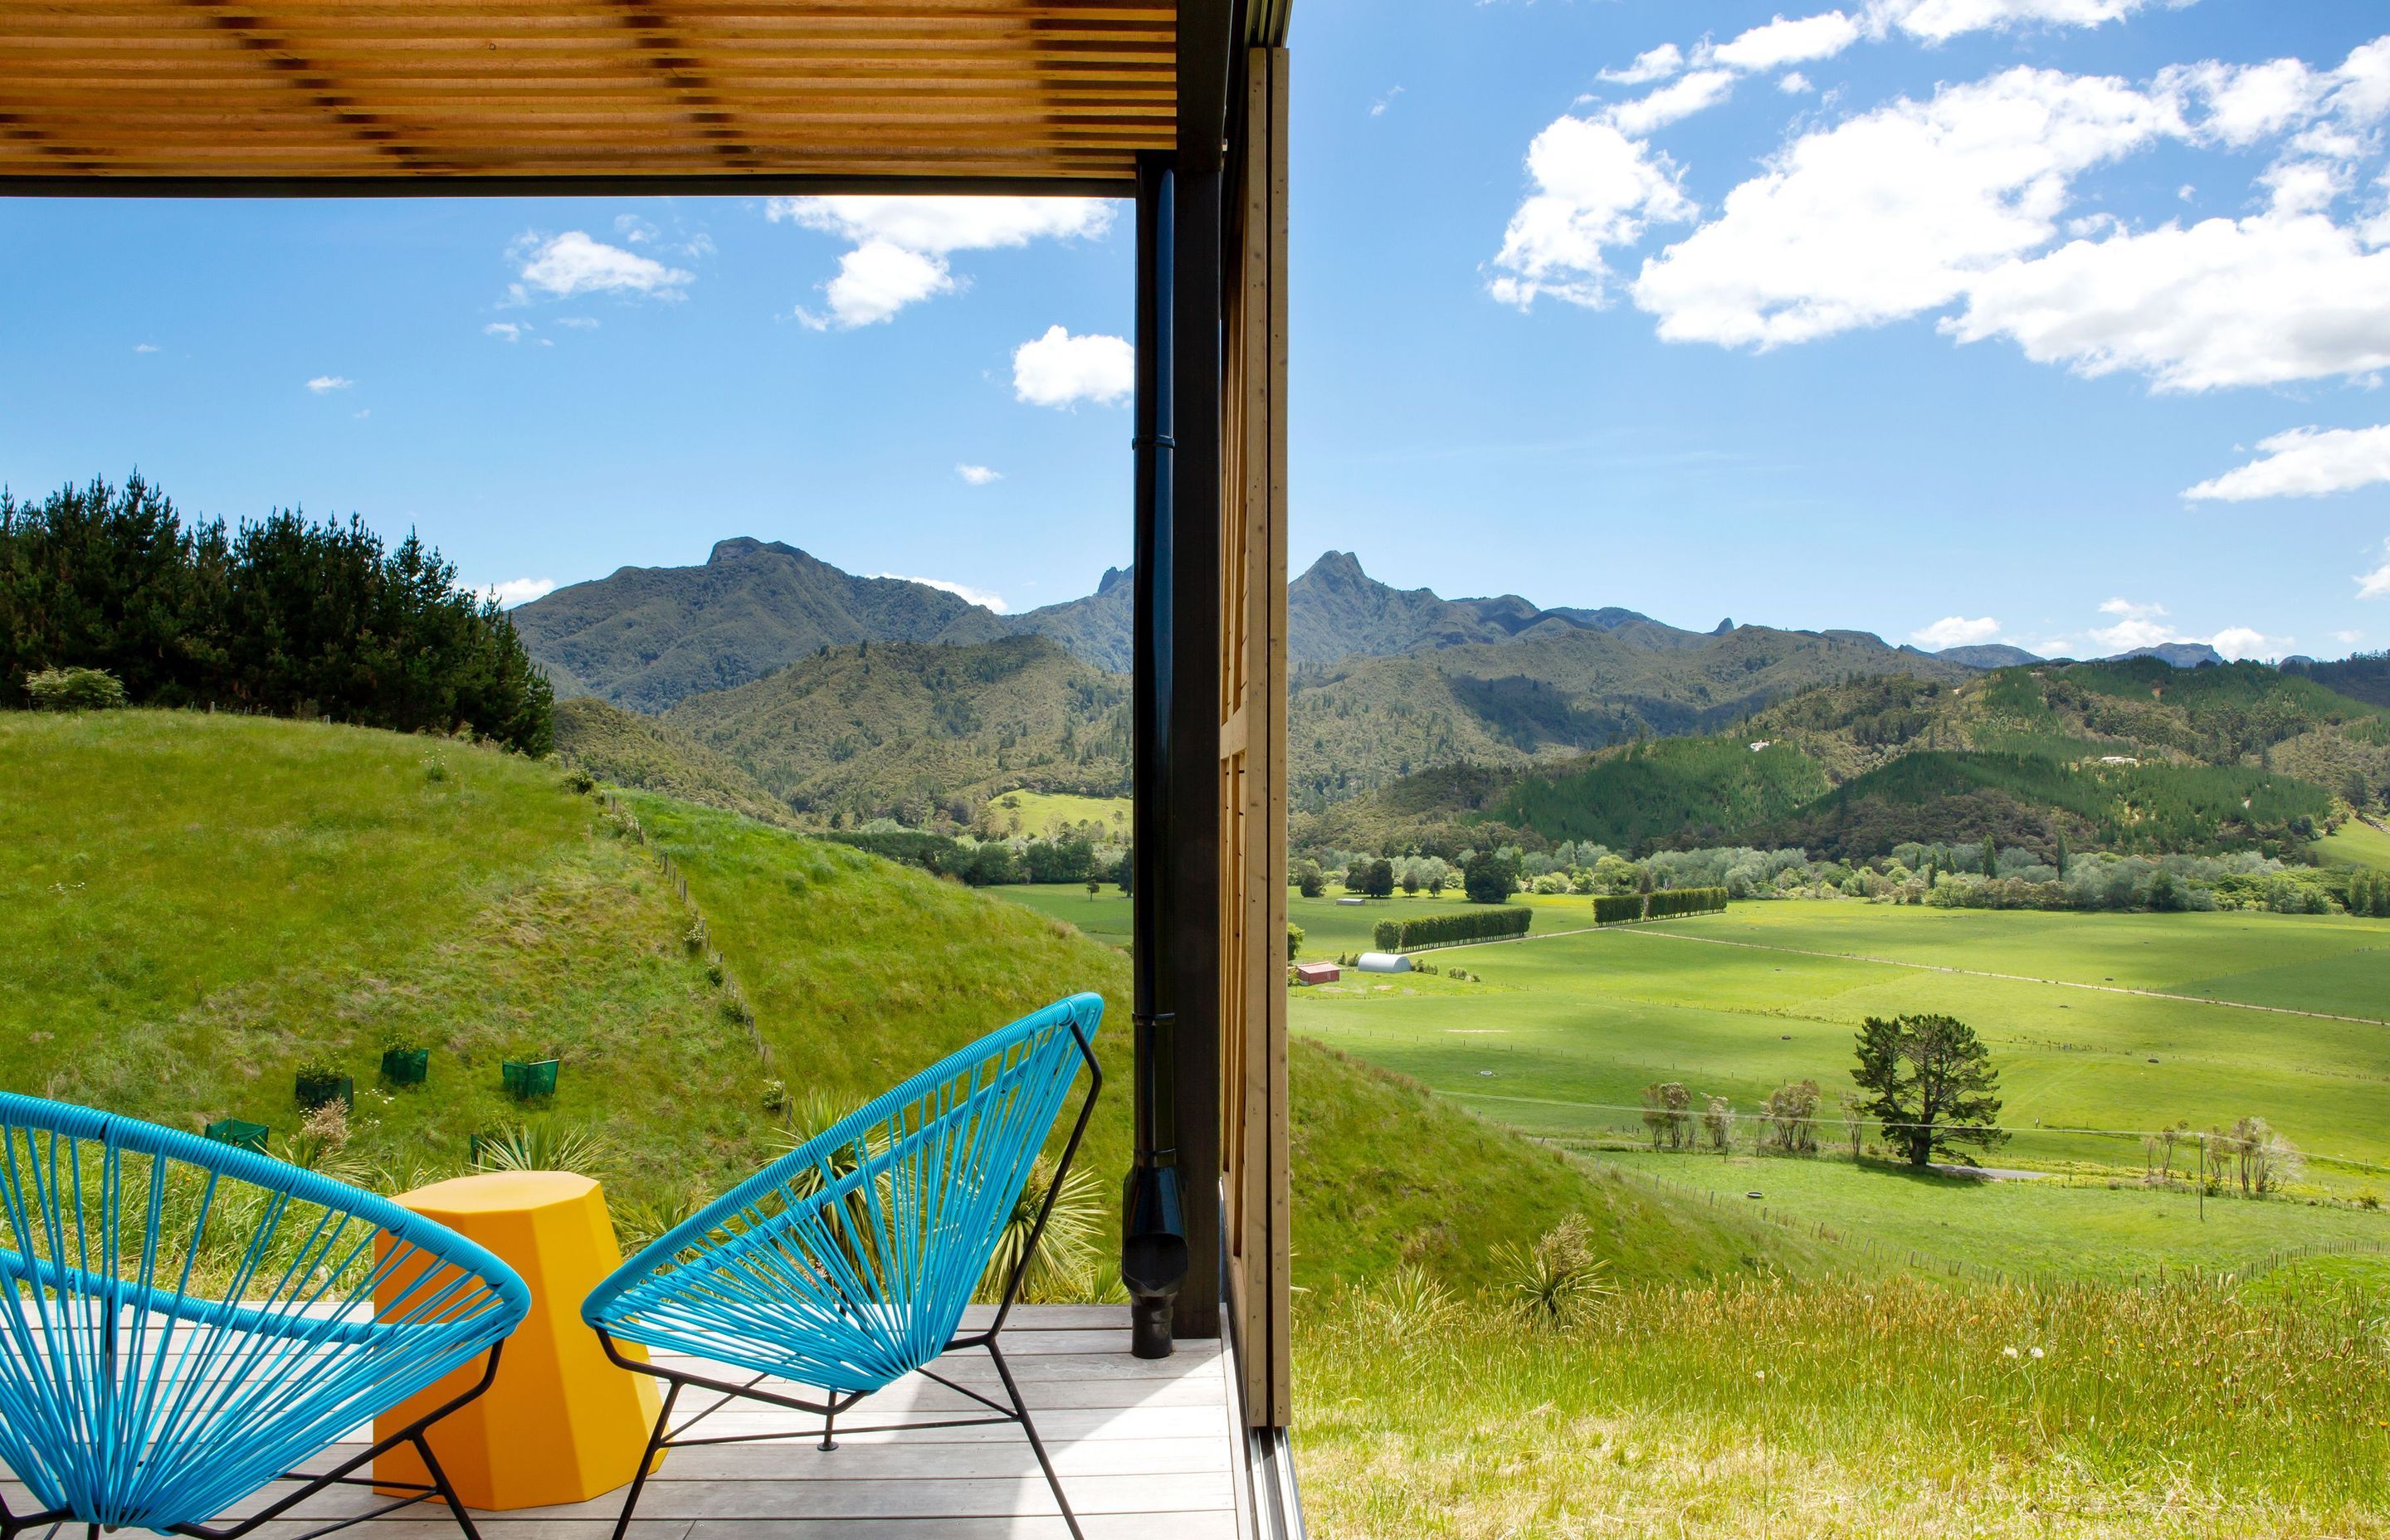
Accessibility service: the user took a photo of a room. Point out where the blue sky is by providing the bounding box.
[4,0,2389,660]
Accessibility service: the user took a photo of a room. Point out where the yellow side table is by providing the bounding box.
[374,1171,663,1510]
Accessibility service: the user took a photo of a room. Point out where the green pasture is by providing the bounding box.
[1589,1148,2390,1283]
[2317,818,2390,870]
[985,787,1133,840]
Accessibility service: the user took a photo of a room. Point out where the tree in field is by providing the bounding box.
[1836,1090,1866,1156]
[1980,836,1999,879]
[1851,1013,2007,1168]
[1701,1094,1734,1153]
[1293,859,1324,899]
[1640,1082,1692,1150]
[1763,1079,1821,1154]
[1085,877,1101,901]
[1462,850,1517,905]
[1349,857,1396,899]
[1424,868,1447,898]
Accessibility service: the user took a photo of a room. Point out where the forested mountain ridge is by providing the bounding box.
[1285,622,1979,808]
[1300,657,2390,862]
[511,538,1008,712]
[660,634,1130,826]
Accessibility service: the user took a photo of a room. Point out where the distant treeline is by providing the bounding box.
[827,826,1122,887]
[1373,907,1531,952]
[0,475,552,753]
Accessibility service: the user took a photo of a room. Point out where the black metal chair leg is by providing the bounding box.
[818,1402,838,1454]
[609,1376,681,1540]
[987,1340,1083,1540]
[410,1432,484,1540]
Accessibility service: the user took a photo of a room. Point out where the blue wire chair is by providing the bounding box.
[0,1093,529,1540]
[583,992,1105,1540]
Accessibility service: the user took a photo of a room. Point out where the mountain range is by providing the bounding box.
[519,538,2309,831]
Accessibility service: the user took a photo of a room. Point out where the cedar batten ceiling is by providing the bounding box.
[0,0,1179,192]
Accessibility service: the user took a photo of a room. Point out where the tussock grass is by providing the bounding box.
[1296,1272,2390,1538]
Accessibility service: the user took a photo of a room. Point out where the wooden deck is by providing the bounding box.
[2,1308,1255,1540]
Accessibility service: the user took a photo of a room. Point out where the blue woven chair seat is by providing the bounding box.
[0,1093,529,1535]
[585,992,1104,1396]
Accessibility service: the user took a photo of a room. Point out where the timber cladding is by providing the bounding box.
[1,0,1173,185]
[1217,41,1289,1430]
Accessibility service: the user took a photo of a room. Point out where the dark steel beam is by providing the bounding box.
[1121,151,1188,1362]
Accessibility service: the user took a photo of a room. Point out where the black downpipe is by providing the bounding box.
[1122,152,1188,1362]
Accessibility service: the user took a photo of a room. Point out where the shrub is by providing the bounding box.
[1492,1215,1613,1329]
[1593,894,1646,924]
[561,767,596,795]
[1374,907,1531,952]
[1462,850,1518,904]
[1644,886,1729,919]
[22,666,126,710]
[1286,922,1305,961]
[474,1119,611,1176]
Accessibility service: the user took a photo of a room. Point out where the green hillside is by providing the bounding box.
[512,537,1007,713]
[552,695,795,826]
[663,633,1131,825]
[1304,659,2385,862]
[1,707,1814,1291]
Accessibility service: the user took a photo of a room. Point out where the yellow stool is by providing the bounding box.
[374,1172,663,1510]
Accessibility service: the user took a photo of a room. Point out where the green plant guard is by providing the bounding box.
[202,1118,270,1153]
[501,1058,559,1100]
[380,1047,430,1085]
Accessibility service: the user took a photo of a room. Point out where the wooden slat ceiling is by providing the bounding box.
[0,0,1178,189]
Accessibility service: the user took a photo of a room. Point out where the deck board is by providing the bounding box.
[0,1308,1247,1540]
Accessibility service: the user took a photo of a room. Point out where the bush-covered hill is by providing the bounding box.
[550,695,794,826]
[1299,658,2387,862]
[0,709,1809,1289]
[512,537,1009,713]
[663,633,1131,826]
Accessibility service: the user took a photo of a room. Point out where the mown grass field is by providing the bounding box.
[1276,894,2390,1274]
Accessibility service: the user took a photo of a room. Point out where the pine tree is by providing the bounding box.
[1981,835,1999,880]
[1851,1013,2007,1169]
[2056,832,2070,879]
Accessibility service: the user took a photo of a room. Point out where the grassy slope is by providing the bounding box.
[0,709,776,1203]
[2316,817,2390,870]
[2,709,1814,1294]
[551,695,796,827]
[984,787,1134,840]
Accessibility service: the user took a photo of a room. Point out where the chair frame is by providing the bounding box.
[592,1011,1103,1540]
[0,1095,526,1540]
[0,1348,505,1540]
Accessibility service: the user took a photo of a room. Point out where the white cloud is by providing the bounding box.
[768,196,1115,328]
[1710,12,1862,73]
[1866,0,2192,45]
[1631,68,2175,347]
[305,375,353,393]
[876,574,1007,613]
[1489,117,1698,309]
[1371,85,1405,117]
[478,578,556,609]
[2082,598,2278,658]
[769,196,1112,255]
[1607,70,1739,136]
[2207,626,2277,660]
[957,464,1003,485]
[513,231,693,300]
[554,316,600,329]
[2184,423,2390,501]
[1912,615,2002,648]
[1952,210,2390,391]
[1012,325,1134,408]
[614,214,658,244]
[133,342,159,353]
[484,322,524,343]
[2337,628,2367,645]
[1780,72,1817,95]
[2360,542,2390,601]
[799,241,955,329]
[352,409,369,420]
[1602,44,1685,86]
